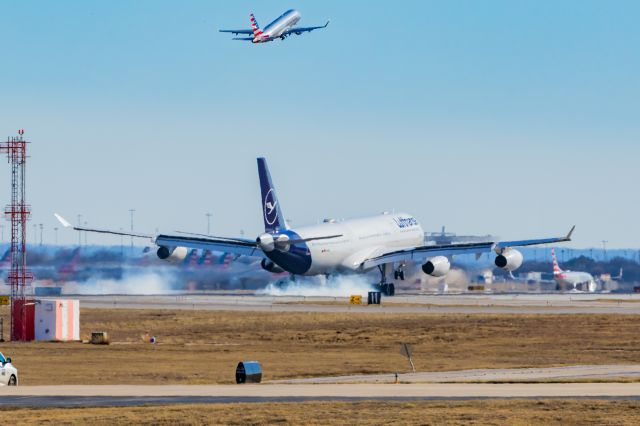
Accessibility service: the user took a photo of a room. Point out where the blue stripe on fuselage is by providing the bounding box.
[263,230,312,275]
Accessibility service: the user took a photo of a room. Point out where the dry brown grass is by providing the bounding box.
[2,400,640,425]
[2,308,640,385]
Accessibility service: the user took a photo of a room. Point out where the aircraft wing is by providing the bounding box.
[219,29,253,35]
[55,213,262,257]
[154,234,262,257]
[282,21,330,36]
[361,227,575,270]
[54,213,154,239]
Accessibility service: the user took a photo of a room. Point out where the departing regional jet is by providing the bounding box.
[55,158,574,296]
[551,248,597,292]
[220,10,329,43]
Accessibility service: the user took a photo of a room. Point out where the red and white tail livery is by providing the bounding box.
[250,13,263,38]
[551,248,564,277]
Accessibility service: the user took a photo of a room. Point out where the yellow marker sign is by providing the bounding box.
[0,296,9,306]
[349,295,362,305]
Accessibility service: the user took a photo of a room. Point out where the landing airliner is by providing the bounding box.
[55,158,574,295]
[220,10,329,43]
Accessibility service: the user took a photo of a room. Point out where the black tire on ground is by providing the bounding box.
[8,375,16,386]
[399,271,405,281]
[393,271,399,280]
[388,283,395,296]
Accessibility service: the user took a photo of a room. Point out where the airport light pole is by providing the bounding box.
[129,209,135,253]
[602,240,608,261]
[206,212,212,235]
[84,222,88,245]
[77,214,82,246]
[39,223,43,246]
[119,228,124,257]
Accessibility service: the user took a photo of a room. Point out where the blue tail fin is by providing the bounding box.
[257,157,287,233]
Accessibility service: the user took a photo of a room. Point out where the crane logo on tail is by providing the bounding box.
[264,188,278,226]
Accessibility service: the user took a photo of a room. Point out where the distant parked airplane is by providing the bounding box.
[220,9,329,43]
[552,248,597,292]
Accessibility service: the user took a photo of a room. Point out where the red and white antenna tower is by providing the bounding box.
[0,129,34,341]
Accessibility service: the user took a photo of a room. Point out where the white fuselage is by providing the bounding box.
[256,10,301,42]
[292,213,424,275]
[555,271,597,292]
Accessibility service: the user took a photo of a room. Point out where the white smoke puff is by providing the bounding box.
[64,272,177,295]
[259,274,375,298]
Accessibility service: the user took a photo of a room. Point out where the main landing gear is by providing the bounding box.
[377,264,395,296]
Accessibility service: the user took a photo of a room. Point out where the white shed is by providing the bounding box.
[35,299,80,341]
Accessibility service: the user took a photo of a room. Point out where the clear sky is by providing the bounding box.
[0,1,638,248]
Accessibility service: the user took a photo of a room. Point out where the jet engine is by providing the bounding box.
[494,248,524,271]
[157,246,188,263]
[256,233,275,252]
[257,233,291,252]
[422,256,450,277]
[261,258,286,274]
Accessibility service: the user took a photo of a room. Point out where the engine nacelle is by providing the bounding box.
[422,256,451,277]
[261,258,286,274]
[256,233,275,252]
[495,248,524,271]
[157,246,188,263]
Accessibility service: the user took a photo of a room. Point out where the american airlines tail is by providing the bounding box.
[257,157,288,233]
[250,13,262,38]
[551,248,564,276]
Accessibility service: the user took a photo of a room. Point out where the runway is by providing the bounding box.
[2,383,640,407]
[74,293,640,314]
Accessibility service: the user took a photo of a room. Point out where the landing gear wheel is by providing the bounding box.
[8,375,16,386]
[388,283,395,296]
[380,283,389,295]
[399,271,405,281]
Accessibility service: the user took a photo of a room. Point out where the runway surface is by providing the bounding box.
[74,293,640,314]
[2,383,640,407]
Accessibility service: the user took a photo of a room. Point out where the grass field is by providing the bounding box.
[1,308,640,385]
[2,400,640,425]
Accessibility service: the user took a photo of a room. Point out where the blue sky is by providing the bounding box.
[1,1,638,247]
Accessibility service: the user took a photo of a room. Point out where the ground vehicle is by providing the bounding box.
[0,352,17,386]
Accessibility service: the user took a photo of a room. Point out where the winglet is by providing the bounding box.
[565,225,575,241]
[54,213,72,228]
[324,20,330,28]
